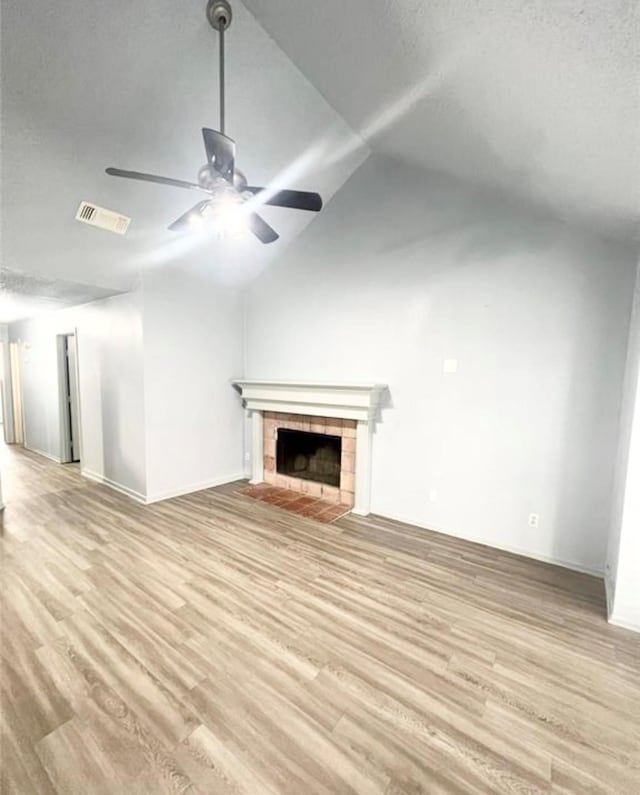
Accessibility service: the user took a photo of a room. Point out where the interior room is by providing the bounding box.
[1,1,639,792]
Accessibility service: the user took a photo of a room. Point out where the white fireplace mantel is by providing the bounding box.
[232,380,387,515]
[232,380,385,421]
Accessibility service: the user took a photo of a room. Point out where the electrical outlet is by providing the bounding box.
[428,489,438,503]
[244,452,251,462]
[528,513,539,528]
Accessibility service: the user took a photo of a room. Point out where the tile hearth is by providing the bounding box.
[240,483,351,523]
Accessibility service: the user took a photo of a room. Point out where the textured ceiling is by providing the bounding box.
[0,0,366,294]
[245,0,640,241]
[0,268,119,323]
[2,0,637,313]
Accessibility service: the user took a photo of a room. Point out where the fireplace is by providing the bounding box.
[276,428,341,487]
[232,381,387,515]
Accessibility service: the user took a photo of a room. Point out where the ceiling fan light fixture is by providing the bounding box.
[207,195,249,239]
[188,212,206,231]
[104,0,322,245]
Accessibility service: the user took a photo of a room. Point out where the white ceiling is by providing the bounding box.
[0,269,118,323]
[2,0,637,320]
[0,0,366,303]
[245,0,640,241]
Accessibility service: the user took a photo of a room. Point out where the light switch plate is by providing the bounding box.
[443,358,458,373]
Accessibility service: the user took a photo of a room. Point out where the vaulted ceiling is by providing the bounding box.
[245,0,640,241]
[1,0,638,322]
[0,0,366,316]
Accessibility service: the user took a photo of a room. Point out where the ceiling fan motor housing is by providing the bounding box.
[207,0,232,30]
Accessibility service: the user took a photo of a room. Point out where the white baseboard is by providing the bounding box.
[608,614,640,633]
[25,445,62,464]
[370,507,604,578]
[81,468,147,504]
[604,572,614,619]
[145,473,245,504]
[82,470,245,506]
[604,573,639,633]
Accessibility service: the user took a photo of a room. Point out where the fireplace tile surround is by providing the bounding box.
[232,381,387,516]
[263,412,357,507]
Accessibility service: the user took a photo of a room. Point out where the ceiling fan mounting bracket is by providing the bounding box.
[206,0,232,31]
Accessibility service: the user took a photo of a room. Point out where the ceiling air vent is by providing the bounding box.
[75,201,131,235]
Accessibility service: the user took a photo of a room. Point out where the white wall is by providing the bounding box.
[245,155,637,574]
[143,265,245,501]
[8,290,146,498]
[75,291,147,499]
[7,266,244,505]
[607,261,640,629]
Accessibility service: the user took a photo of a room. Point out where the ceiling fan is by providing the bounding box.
[105,0,322,243]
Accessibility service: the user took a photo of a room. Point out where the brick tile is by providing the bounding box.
[340,490,355,507]
[342,437,356,454]
[310,417,326,434]
[321,485,341,504]
[316,503,351,522]
[241,484,350,524]
[272,489,301,504]
[341,452,355,473]
[287,496,315,510]
[296,502,326,518]
[340,472,355,492]
[300,480,323,498]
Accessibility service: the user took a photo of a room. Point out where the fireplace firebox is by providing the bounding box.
[276,429,341,487]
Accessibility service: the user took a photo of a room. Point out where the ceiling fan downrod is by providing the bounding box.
[206,0,232,135]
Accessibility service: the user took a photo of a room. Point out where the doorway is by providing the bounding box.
[58,334,81,463]
[9,342,24,445]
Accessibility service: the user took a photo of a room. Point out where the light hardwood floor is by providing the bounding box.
[1,443,639,794]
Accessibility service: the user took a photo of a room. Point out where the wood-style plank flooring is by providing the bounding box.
[1,443,639,794]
